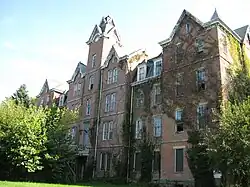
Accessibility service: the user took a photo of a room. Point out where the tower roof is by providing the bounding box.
[210,8,219,21]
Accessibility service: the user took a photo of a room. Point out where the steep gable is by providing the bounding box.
[67,62,86,83]
[37,79,49,97]
[159,9,204,47]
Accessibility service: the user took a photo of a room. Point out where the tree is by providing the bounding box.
[0,100,47,179]
[11,84,31,108]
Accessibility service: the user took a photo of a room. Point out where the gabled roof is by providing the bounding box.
[67,62,86,83]
[159,9,204,46]
[159,9,243,47]
[86,15,121,46]
[234,25,249,41]
[37,79,68,98]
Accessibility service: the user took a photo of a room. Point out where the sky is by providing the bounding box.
[0,0,249,101]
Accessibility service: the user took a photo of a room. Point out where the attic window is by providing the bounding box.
[185,23,190,34]
[137,65,146,81]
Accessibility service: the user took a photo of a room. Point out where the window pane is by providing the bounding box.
[153,151,160,171]
[175,149,184,172]
[135,152,141,171]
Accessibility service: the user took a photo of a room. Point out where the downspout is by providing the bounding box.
[92,68,103,178]
[126,71,134,183]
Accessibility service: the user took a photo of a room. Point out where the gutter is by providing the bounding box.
[126,74,134,183]
[92,68,103,178]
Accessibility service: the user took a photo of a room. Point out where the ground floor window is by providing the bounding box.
[175,148,184,172]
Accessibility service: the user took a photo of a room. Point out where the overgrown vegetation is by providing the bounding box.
[0,85,79,183]
[187,29,250,186]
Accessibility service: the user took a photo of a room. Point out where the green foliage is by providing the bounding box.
[139,129,154,183]
[0,86,79,183]
[187,130,216,187]
[11,84,32,108]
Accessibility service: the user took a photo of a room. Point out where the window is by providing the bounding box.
[103,121,113,140]
[136,89,144,107]
[175,148,184,172]
[153,116,162,137]
[134,152,141,171]
[88,75,94,90]
[71,126,77,139]
[92,54,96,67]
[176,73,184,96]
[196,68,206,91]
[86,99,91,115]
[176,43,183,63]
[135,119,143,139]
[110,93,116,111]
[105,94,111,112]
[153,84,161,105]
[197,103,208,129]
[153,151,160,172]
[113,68,118,83]
[100,153,111,171]
[105,93,116,112]
[46,95,50,103]
[73,84,78,96]
[175,109,184,132]
[107,70,113,84]
[196,39,204,53]
[222,35,228,53]
[138,65,146,81]
[185,23,190,34]
[77,83,81,96]
[112,56,118,63]
[83,128,89,147]
[154,60,162,76]
[59,95,65,107]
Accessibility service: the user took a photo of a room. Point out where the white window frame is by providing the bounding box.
[59,95,65,107]
[110,93,116,111]
[102,121,113,140]
[135,119,143,139]
[154,59,162,76]
[153,116,162,137]
[113,68,118,83]
[137,65,146,81]
[105,94,111,112]
[107,70,113,84]
[88,75,94,90]
[86,99,91,115]
[174,146,185,173]
[92,54,96,67]
[175,108,184,133]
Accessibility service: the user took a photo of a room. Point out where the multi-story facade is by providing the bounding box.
[158,9,250,185]
[130,53,162,180]
[35,9,250,186]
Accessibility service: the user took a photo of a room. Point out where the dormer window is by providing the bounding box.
[154,59,162,76]
[137,65,146,81]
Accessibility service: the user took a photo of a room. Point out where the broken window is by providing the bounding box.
[175,109,184,132]
[196,68,206,91]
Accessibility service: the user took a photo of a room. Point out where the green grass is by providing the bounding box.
[0,181,136,187]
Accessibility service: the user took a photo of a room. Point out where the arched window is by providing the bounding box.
[136,89,144,107]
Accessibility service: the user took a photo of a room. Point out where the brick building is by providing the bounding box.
[158,9,250,185]
[35,9,250,186]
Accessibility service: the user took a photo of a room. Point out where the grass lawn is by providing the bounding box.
[0,181,136,187]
